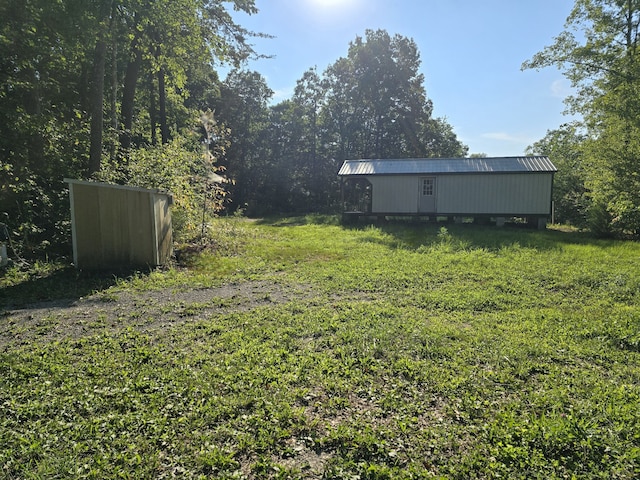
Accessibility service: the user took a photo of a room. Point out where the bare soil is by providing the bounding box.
[0,279,318,350]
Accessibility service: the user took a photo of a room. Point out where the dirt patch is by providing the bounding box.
[0,280,318,350]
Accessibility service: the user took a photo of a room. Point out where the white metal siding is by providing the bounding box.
[368,176,420,213]
[366,173,552,215]
[437,173,552,215]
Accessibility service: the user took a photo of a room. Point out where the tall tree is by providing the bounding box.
[0,0,93,248]
[0,0,264,252]
[323,29,467,160]
[213,70,273,212]
[263,99,301,211]
[212,30,467,215]
[114,0,265,157]
[88,0,116,175]
[291,68,330,210]
[526,123,589,226]
[523,0,640,234]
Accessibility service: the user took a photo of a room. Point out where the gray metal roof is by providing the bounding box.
[337,157,557,176]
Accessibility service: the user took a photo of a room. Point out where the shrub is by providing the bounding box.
[96,133,230,242]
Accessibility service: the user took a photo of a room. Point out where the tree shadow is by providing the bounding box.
[252,214,617,251]
[341,218,614,252]
[254,214,341,227]
[0,265,145,310]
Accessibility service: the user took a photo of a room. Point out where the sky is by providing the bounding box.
[228,0,578,157]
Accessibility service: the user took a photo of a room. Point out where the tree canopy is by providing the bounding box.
[524,0,640,235]
[0,0,262,252]
[526,123,589,227]
[214,29,467,215]
[1,5,467,256]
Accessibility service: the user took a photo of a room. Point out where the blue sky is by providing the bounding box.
[229,0,577,157]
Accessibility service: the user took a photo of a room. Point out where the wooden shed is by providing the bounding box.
[338,156,557,227]
[65,179,173,269]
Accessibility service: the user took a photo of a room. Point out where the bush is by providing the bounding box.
[609,193,640,236]
[96,134,230,242]
[588,199,613,238]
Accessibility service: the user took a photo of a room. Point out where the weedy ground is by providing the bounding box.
[1,216,639,479]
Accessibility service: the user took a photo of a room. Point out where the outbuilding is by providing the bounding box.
[65,179,173,269]
[338,156,557,228]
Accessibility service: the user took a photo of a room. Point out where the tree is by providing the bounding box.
[116,0,265,157]
[526,123,589,227]
[286,67,345,212]
[523,0,640,234]
[210,30,467,215]
[213,70,273,213]
[0,0,265,253]
[89,0,117,175]
[323,29,467,161]
[0,0,93,250]
[263,99,301,212]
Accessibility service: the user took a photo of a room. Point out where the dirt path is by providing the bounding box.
[0,280,317,350]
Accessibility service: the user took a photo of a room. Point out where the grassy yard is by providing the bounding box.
[1,217,639,479]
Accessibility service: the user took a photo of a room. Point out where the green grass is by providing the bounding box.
[1,217,640,478]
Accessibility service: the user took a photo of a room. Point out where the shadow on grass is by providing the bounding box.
[252,214,612,252]
[0,265,145,310]
[332,216,621,252]
[254,214,341,227]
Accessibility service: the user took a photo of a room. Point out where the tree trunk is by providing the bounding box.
[149,73,157,145]
[158,64,168,143]
[119,32,143,154]
[110,32,118,160]
[88,38,107,176]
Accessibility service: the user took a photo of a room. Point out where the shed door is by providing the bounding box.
[418,177,436,213]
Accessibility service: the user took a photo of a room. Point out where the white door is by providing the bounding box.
[418,177,436,213]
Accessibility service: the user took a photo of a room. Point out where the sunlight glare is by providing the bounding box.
[309,0,349,6]
[307,0,361,14]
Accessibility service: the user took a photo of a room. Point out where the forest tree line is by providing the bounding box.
[2,0,640,259]
[1,0,264,253]
[0,0,466,256]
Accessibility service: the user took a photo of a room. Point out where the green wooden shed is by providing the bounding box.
[65,179,173,269]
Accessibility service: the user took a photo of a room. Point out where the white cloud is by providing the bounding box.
[550,78,572,98]
[481,132,532,143]
[272,86,294,103]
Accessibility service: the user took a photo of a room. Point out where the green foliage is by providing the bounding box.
[212,69,275,215]
[523,0,640,235]
[96,118,231,241]
[97,137,197,239]
[0,0,262,256]
[1,163,74,256]
[323,29,467,160]
[3,0,469,257]
[588,198,614,238]
[527,123,590,228]
[215,29,467,216]
[0,0,90,253]
[2,220,640,477]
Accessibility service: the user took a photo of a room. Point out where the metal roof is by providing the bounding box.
[337,157,557,176]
